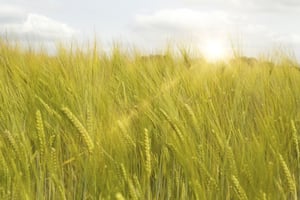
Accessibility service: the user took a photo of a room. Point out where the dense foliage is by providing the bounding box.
[0,41,299,199]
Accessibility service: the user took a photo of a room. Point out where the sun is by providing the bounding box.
[202,40,226,61]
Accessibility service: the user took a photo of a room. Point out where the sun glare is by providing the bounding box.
[202,40,226,61]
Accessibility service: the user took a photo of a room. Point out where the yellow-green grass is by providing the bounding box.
[0,40,299,199]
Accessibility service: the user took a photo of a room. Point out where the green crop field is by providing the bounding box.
[0,40,299,199]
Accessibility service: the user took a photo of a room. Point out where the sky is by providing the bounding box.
[0,0,299,59]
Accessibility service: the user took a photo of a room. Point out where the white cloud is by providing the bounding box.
[0,5,77,42]
[133,9,243,42]
[22,14,76,41]
[131,8,298,57]
[135,9,233,32]
[0,5,26,23]
[276,34,300,45]
[183,0,300,12]
[132,9,236,48]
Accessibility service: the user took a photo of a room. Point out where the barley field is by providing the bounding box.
[0,40,299,199]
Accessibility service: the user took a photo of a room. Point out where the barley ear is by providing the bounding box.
[61,106,94,153]
[144,128,151,178]
[87,105,93,134]
[117,120,136,148]
[278,154,296,196]
[120,163,128,181]
[159,108,184,142]
[36,110,46,158]
[291,120,299,161]
[226,145,238,176]
[0,151,8,180]
[50,147,58,175]
[4,130,19,156]
[184,103,199,130]
[36,95,62,121]
[231,175,248,200]
[128,178,138,200]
